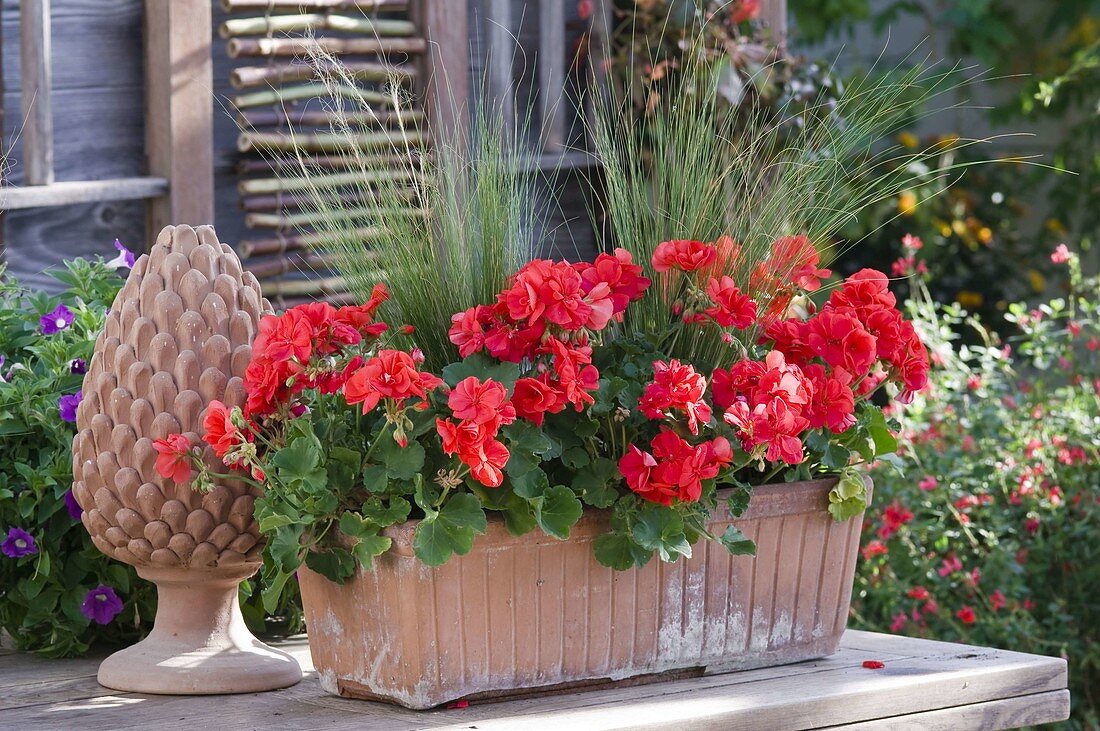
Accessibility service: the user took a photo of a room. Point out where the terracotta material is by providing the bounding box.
[73,224,302,694]
[299,478,868,709]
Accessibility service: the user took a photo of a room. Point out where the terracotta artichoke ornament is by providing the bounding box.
[73,225,302,694]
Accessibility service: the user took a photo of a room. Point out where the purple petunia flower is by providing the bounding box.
[59,392,82,422]
[65,489,83,520]
[81,585,124,625]
[41,304,74,335]
[69,358,87,375]
[106,239,136,270]
[2,527,38,558]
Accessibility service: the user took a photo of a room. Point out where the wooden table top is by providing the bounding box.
[0,630,1069,730]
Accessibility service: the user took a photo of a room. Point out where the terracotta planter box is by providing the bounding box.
[299,478,867,709]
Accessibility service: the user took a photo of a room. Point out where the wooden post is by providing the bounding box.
[486,0,514,134]
[20,0,53,186]
[760,0,788,49]
[410,0,469,143]
[143,0,215,241]
[539,0,565,151]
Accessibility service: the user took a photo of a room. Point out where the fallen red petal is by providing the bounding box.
[862,660,885,669]
[447,699,470,709]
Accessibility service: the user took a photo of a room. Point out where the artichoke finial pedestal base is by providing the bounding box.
[97,566,302,695]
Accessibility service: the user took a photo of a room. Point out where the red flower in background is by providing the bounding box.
[652,239,717,273]
[153,434,193,484]
[729,0,760,23]
[956,606,977,624]
[766,235,831,292]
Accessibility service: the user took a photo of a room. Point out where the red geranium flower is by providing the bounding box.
[202,400,247,459]
[512,376,566,426]
[651,239,717,273]
[448,377,516,427]
[436,418,510,488]
[956,605,977,624]
[805,310,878,376]
[344,350,444,413]
[153,434,192,484]
[703,276,758,328]
[253,309,313,363]
[577,248,650,320]
[638,359,713,435]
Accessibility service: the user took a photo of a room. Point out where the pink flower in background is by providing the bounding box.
[918,476,938,491]
[1050,244,1071,264]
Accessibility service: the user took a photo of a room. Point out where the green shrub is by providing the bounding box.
[853,243,1099,728]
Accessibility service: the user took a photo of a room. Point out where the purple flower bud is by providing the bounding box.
[81,585,124,625]
[59,392,82,423]
[69,358,87,375]
[65,489,83,520]
[40,304,74,335]
[2,527,38,558]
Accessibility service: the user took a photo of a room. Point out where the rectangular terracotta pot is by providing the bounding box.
[298,477,867,709]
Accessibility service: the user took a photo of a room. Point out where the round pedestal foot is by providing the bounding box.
[97,566,303,695]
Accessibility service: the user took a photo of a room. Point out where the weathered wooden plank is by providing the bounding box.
[226,36,427,59]
[221,0,408,11]
[0,632,1071,730]
[0,176,167,209]
[759,0,788,48]
[485,0,514,131]
[143,0,215,238]
[19,0,53,184]
[411,0,469,141]
[537,0,565,151]
[829,690,1072,730]
[219,14,415,39]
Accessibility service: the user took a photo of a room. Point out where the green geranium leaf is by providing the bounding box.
[511,466,549,499]
[533,485,584,540]
[360,496,411,527]
[362,463,390,493]
[373,437,425,481]
[828,470,868,521]
[503,420,554,457]
[304,547,357,584]
[719,525,757,556]
[867,408,898,456]
[352,534,392,567]
[412,493,488,566]
[272,436,327,492]
[632,507,692,562]
[442,353,521,390]
[561,446,591,469]
[572,457,620,508]
[594,533,652,570]
[725,483,752,518]
[267,525,303,573]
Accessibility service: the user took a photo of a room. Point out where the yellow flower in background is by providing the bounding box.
[898,190,918,216]
[978,227,993,244]
[898,131,919,149]
[957,290,984,309]
[939,223,952,237]
[951,219,967,236]
[1046,218,1067,236]
[1028,269,1047,293]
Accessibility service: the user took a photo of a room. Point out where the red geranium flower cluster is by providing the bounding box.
[638,359,713,435]
[618,429,733,505]
[450,250,649,424]
[714,350,815,464]
[652,239,760,331]
[436,377,516,487]
[749,235,831,324]
[245,284,390,417]
[344,349,444,446]
[763,268,930,404]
